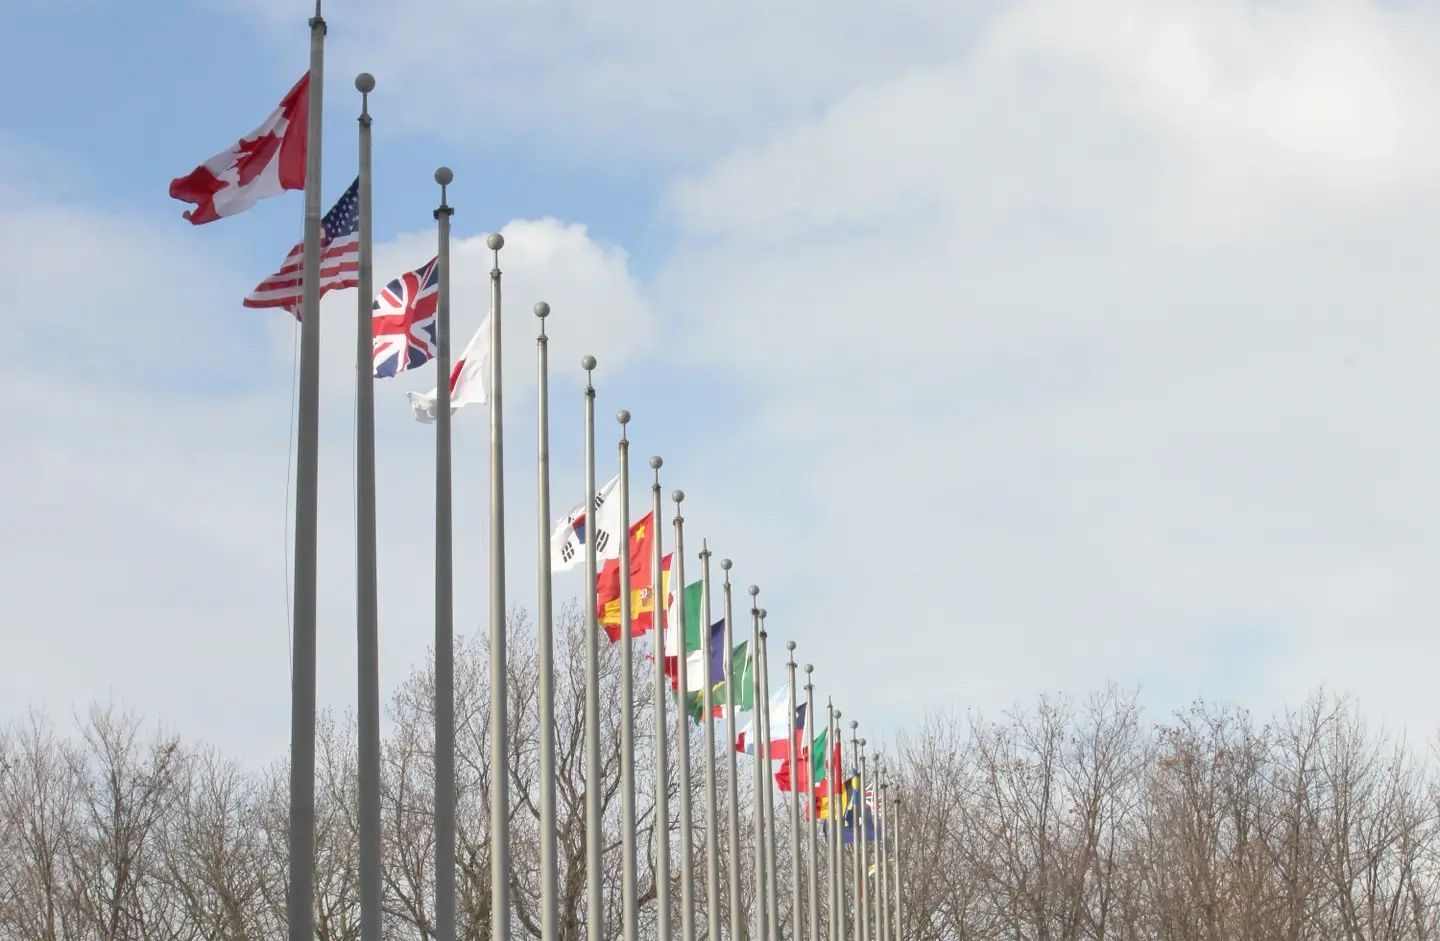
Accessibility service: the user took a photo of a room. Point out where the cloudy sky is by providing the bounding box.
[3,0,1439,764]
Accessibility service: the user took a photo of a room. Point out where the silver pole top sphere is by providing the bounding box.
[617,409,631,424]
[748,585,759,596]
[534,301,550,319]
[804,663,813,673]
[757,608,767,619]
[850,720,858,730]
[581,355,597,371]
[860,737,867,747]
[355,72,375,93]
[486,232,505,251]
[434,166,453,186]
[721,558,732,570]
[671,489,684,503]
[786,640,796,651]
[649,456,663,469]
[835,709,842,719]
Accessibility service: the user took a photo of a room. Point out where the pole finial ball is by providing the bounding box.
[860,737,867,746]
[434,167,453,186]
[486,233,505,251]
[804,663,813,673]
[748,585,759,596]
[850,720,859,730]
[534,301,550,318]
[721,558,732,570]
[786,640,796,651]
[757,608,767,619]
[355,73,376,93]
[835,709,842,719]
[671,489,684,504]
[617,410,631,425]
[649,456,663,470]
[581,355,597,371]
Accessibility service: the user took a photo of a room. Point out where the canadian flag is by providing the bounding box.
[408,316,492,423]
[169,73,309,225]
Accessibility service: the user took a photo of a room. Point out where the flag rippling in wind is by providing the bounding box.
[243,178,360,318]
[372,258,439,378]
[409,316,491,422]
[552,474,623,573]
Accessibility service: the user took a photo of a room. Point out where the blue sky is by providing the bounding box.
[5,0,1440,763]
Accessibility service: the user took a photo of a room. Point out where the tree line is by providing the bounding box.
[3,604,1437,941]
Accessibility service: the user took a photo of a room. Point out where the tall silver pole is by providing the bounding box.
[747,589,767,941]
[848,723,861,941]
[857,742,869,941]
[671,493,696,941]
[650,460,671,941]
[352,71,382,941]
[721,562,742,941]
[785,647,801,941]
[287,7,325,941]
[432,167,457,941]
[875,762,889,941]
[892,798,904,941]
[757,620,779,941]
[803,671,818,941]
[534,302,559,941]
[831,708,844,941]
[487,230,512,941]
[700,545,721,941]
[617,411,639,941]
[581,355,602,941]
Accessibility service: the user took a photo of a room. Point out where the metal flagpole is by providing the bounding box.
[432,167,457,941]
[671,493,696,941]
[892,797,904,941]
[700,545,721,941]
[487,230,512,941]
[288,6,325,941]
[721,562,742,941]
[852,743,864,941]
[785,646,801,941]
[582,355,602,941]
[831,707,844,941]
[748,588,767,941]
[803,670,819,941]
[352,71,382,941]
[758,619,779,941]
[534,302,559,941]
[848,723,861,941]
[650,458,672,941]
[875,761,889,941]
[617,411,639,941]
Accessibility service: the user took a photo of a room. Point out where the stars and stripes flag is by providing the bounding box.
[372,257,439,378]
[243,178,360,317]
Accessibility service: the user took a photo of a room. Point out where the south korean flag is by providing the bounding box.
[550,473,623,573]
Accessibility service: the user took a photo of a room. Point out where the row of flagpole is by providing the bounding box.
[180,6,912,941]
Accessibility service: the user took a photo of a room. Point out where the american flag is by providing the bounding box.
[372,257,439,378]
[243,178,360,316]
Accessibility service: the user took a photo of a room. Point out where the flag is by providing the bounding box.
[712,640,754,719]
[371,258,439,378]
[662,580,704,670]
[819,771,858,825]
[736,687,805,760]
[243,178,360,317]
[169,73,309,225]
[409,316,490,422]
[597,513,667,640]
[776,727,828,794]
[840,775,878,843]
[676,621,726,721]
[551,474,622,572]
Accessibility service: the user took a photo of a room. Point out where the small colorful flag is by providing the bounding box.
[371,258,439,378]
[409,316,491,422]
[243,178,359,318]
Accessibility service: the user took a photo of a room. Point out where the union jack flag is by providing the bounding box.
[372,257,439,378]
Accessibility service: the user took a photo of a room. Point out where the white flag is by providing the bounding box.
[408,316,490,423]
[551,473,622,572]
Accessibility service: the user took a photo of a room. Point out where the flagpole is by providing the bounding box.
[803,669,819,941]
[617,411,640,941]
[720,561,742,941]
[848,722,861,941]
[287,5,325,941]
[582,355,602,941]
[432,167,457,941]
[650,458,672,941]
[747,587,767,941]
[875,760,889,941]
[488,229,514,941]
[352,71,382,941]
[758,618,780,941]
[534,302,559,941]
[892,797,904,941]
[785,645,801,941]
[852,737,864,941]
[671,492,696,941]
[830,706,844,941]
[699,544,720,941]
